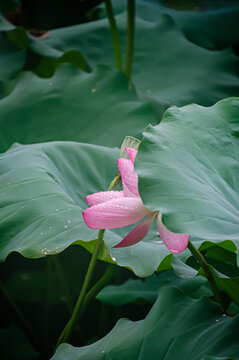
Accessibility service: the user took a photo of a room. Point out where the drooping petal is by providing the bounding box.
[157,213,189,254]
[86,191,124,206]
[113,212,156,248]
[117,158,139,197]
[83,197,151,229]
[125,148,138,163]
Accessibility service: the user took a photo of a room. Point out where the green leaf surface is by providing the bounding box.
[204,245,239,278]
[0,35,26,82]
[97,270,211,305]
[0,13,15,31]
[0,14,89,73]
[172,255,198,280]
[42,2,239,106]
[139,0,239,49]
[0,141,119,262]
[207,266,239,307]
[136,97,239,247]
[0,64,156,152]
[0,141,177,277]
[0,325,38,360]
[202,357,236,360]
[52,287,239,360]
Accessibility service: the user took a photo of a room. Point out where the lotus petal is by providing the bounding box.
[86,191,124,205]
[83,197,150,229]
[117,158,139,197]
[113,212,156,248]
[157,213,189,254]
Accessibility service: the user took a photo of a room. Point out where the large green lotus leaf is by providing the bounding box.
[136,97,239,249]
[137,0,239,49]
[0,64,156,153]
[0,141,179,278]
[206,266,239,307]
[0,14,89,77]
[0,35,26,82]
[0,141,119,261]
[202,357,236,360]
[0,34,26,99]
[0,13,15,31]
[97,270,211,305]
[42,2,239,106]
[0,325,38,360]
[204,245,239,278]
[52,287,239,360]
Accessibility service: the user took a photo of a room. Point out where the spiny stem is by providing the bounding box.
[187,240,226,312]
[105,0,122,69]
[0,280,39,347]
[125,0,135,79]
[55,173,121,350]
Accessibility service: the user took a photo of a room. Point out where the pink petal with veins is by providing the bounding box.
[125,148,138,163]
[82,197,151,229]
[157,213,189,254]
[117,158,139,197]
[86,191,124,206]
[113,212,156,248]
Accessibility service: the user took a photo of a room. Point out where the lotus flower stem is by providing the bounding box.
[125,0,135,79]
[187,240,226,313]
[105,0,122,69]
[78,264,116,319]
[55,173,121,350]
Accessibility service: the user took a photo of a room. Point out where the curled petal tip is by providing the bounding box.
[157,214,189,254]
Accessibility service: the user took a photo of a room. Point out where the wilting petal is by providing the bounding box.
[83,197,151,229]
[86,191,124,206]
[157,213,189,254]
[117,158,139,197]
[113,212,156,248]
[125,148,138,163]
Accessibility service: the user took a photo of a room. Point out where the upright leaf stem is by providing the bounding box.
[105,0,122,69]
[55,173,121,349]
[125,0,135,79]
[187,240,226,312]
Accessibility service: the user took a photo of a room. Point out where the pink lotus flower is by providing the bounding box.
[82,148,189,253]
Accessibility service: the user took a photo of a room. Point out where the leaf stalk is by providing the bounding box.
[125,0,135,79]
[187,240,226,312]
[105,0,122,69]
[55,173,121,350]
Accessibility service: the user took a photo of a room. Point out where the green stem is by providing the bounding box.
[105,0,122,69]
[78,264,116,318]
[0,280,39,347]
[55,173,121,349]
[55,229,105,348]
[125,0,135,79]
[52,256,73,314]
[187,240,226,312]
